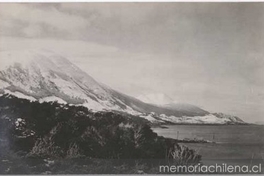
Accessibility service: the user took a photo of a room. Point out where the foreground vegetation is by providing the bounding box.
[0,94,201,174]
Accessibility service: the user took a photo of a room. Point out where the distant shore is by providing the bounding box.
[151,123,250,128]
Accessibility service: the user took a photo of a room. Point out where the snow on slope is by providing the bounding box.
[0,49,141,113]
[4,90,36,102]
[137,93,174,105]
[0,80,10,89]
[0,49,245,124]
[141,112,245,124]
[137,93,208,116]
[163,103,209,116]
[39,96,67,104]
[0,50,37,70]
[140,112,164,123]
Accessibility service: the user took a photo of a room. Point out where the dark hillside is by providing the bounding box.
[0,94,201,174]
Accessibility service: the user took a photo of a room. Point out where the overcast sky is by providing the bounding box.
[0,3,264,122]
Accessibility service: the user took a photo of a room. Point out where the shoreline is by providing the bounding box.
[151,123,254,128]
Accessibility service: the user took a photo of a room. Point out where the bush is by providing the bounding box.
[0,94,202,174]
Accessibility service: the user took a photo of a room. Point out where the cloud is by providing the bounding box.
[59,3,155,24]
[0,3,263,122]
[23,24,43,37]
[0,3,88,38]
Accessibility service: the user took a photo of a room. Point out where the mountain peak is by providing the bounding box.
[0,49,245,124]
[0,49,58,70]
[0,49,107,104]
[0,49,98,85]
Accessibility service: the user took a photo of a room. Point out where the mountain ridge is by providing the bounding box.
[0,49,245,124]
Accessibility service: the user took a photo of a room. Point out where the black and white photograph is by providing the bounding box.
[0,2,263,174]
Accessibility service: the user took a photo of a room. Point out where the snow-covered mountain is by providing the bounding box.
[163,103,209,116]
[139,112,246,124]
[137,93,174,105]
[137,93,208,116]
[0,49,245,124]
[0,49,140,113]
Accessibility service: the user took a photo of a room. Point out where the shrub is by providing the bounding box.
[0,94,202,174]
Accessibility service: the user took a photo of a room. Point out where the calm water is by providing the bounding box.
[152,125,264,164]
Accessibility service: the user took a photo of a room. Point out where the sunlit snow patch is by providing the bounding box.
[4,90,36,102]
[39,96,67,104]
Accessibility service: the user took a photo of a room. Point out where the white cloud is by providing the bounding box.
[23,24,43,37]
[0,3,263,122]
[60,3,155,24]
[0,4,88,38]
